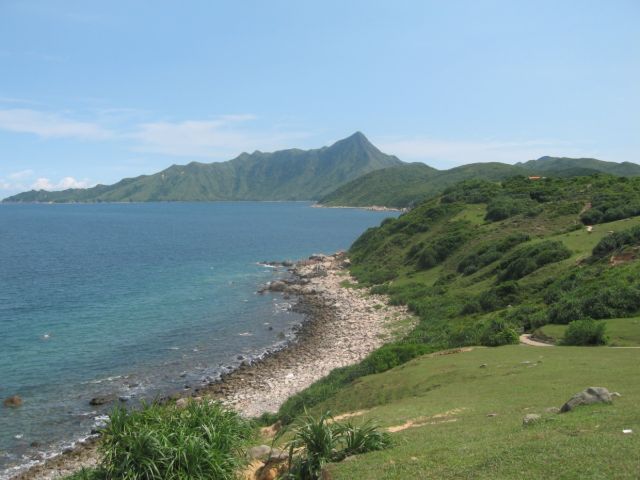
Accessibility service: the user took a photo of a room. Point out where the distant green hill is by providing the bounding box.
[317,163,438,208]
[2,132,402,203]
[518,156,640,177]
[320,156,640,208]
[319,162,528,208]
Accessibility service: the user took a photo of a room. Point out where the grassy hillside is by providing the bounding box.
[266,176,640,477]
[273,174,640,424]
[2,132,402,203]
[321,346,640,479]
[319,156,640,208]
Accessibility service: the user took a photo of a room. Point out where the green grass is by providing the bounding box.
[315,346,640,479]
[538,317,640,347]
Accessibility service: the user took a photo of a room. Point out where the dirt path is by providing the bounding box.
[519,334,554,347]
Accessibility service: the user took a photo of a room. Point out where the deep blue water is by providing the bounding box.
[0,202,394,476]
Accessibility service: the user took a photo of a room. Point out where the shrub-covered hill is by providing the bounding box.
[348,174,640,349]
[318,162,527,208]
[269,174,640,428]
[318,156,640,209]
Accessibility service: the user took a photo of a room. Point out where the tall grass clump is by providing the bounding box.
[282,411,391,480]
[99,400,253,480]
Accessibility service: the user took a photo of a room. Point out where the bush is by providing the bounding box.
[99,401,253,480]
[592,225,640,257]
[561,319,608,346]
[283,412,391,480]
[479,318,519,347]
[497,240,571,281]
[457,233,530,275]
[485,197,542,222]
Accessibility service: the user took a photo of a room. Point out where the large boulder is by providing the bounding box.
[560,387,620,413]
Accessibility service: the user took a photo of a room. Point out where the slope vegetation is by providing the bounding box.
[274,174,640,424]
[319,156,640,208]
[3,132,401,202]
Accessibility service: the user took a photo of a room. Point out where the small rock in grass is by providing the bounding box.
[479,364,487,368]
[523,414,541,425]
[545,407,560,414]
[487,413,498,417]
[622,429,633,434]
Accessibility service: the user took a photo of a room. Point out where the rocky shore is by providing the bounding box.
[10,252,414,479]
[207,252,415,416]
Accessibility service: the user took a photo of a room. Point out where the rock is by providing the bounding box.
[269,448,289,461]
[560,387,617,413]
[487,413,498,417]
[523,413,541,425]
[545,407,560,414]
[89,395,114,406]
[268,281,287,292]
[175,398,189,408]
[248,445,272,461]
[30,441,41,448]
[479,364,487,368]
[3,395,23,408]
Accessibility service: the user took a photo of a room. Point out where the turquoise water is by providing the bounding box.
[0,202,394,476]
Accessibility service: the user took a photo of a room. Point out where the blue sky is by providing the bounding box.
[0,0,638,196]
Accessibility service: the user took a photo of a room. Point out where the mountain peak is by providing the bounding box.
[329,131,377,153]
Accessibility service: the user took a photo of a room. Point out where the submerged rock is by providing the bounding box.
[89,395,115,406]
[560,387,620,413]
[3,395,23,408]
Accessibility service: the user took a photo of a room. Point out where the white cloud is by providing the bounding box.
[31,176,92,191]
[8,169,34,179]
[131,115,308,158]
[0,108,113,140]
[377,136,586,168]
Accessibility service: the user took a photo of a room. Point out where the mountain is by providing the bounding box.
[518,156,640,177]
[2,132,402,203]
[318,163,438,208]
[319,161,528,208]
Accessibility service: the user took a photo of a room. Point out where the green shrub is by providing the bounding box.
[592,225,640,257]
[485,196,542,222]
[457,233,530,275]
[99,401,253,480]
[496,240,571,281]
[479,318,519,347]
[561,319,608,346]
[283,412,391,480]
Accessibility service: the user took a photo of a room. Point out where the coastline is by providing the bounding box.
[9,252,415,479]
[311,203,406,213]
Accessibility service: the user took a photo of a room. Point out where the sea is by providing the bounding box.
[0,201,395,477]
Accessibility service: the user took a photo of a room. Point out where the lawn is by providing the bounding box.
[308,346,640,479]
